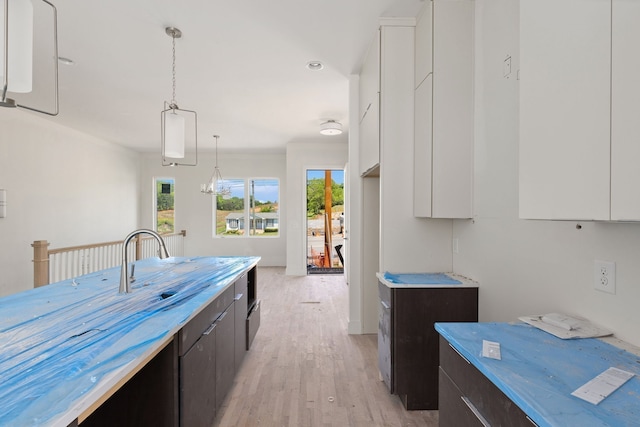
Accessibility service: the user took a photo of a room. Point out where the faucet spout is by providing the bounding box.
[119,229,171,294]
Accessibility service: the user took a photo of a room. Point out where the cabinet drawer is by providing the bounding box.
[179,286,235,355]
[439,337,536,426]
[439,368,487,427]
[246,299,261,350]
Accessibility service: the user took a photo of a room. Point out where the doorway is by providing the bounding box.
[306,169,345,274]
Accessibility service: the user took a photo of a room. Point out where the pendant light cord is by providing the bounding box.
[171,33,177,107]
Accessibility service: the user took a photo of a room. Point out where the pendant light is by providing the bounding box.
[201,135,231,198]
[161,26,197,166]
[1,0,58,115]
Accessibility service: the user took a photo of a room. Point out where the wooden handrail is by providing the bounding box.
[33,230,187,287]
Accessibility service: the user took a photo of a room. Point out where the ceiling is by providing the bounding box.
[26,0,423,153]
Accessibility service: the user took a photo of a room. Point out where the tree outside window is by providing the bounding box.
[155,178,175,234]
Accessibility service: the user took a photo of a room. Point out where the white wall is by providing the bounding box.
[455,0,640,347]
[0,109,140,296]
[139,151,287,266]
[285,140,348,275]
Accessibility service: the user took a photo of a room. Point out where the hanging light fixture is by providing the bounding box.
[161,26,197,166]
[1,0,58,115]
[201,135,231,198]
[320,120,343,135]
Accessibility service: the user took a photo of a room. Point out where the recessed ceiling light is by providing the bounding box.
[58,57,75,66]
[306,61,324,71]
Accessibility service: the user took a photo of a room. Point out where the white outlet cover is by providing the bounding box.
[594,260,616,294]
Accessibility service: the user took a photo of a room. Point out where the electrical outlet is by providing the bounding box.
[594,260,616,294]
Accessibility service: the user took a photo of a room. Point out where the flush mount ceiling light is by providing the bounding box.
[201,135,231,198]
[306,61,324,71]
[1,0,59,115]
[320,120,342,136]
[161,26,197,167]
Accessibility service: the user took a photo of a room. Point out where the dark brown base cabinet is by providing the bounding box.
[378,282,478,410]
[439,336,536,427]
[80,266,258,427]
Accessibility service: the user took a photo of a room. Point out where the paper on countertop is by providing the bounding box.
[518,313,612,339]
[571,367,635,405]
[482,340,502,360]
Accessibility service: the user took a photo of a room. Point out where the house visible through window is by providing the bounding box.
[155,178,175,234]
[214,178,279,237]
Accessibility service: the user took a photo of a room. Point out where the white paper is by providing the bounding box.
[571,367,635,405]
[482,340,502,360]
[519,313,612,339]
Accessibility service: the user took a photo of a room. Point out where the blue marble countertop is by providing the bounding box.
[436,322,640,427]
[0,256,259,426]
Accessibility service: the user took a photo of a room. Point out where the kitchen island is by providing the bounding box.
[0,256,260,426]
[436,322,640,426]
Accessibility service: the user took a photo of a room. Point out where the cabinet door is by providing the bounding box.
[432,0,473,219]
[611,0,640,220]
[414,74,433,218]
[234,277,248,369]
[359,30,380,176]
[181,325,216,427]
[215,307,235,410]
[519,0,611,220]
[377,282,393,392]
[415,3,433,89]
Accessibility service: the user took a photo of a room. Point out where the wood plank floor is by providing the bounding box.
[214,267,438,427]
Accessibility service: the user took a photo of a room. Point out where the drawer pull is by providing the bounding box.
[203,322,217,336]
[526,416,539,426]
[449,342,471,364]
[380,300,391,310]
[461,396,491,427]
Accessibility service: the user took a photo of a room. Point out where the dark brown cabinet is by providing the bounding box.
[78,265,259,427]
[378,282,478,410]
[439,336,535,426]
[234,273,248,367]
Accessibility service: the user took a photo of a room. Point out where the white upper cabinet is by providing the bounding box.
[414,0,474,219]
[359,30,380,176]
[519,0,611,220]
[611,0,640,220]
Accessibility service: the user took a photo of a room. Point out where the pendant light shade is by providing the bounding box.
[1,0,58,115]
[161,27,197,166]
[163,108,185,158]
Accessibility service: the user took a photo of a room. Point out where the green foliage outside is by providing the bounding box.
[307,178,344,217]
[156,180,175,234]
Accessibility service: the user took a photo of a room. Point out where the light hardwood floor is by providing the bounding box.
[214,267,438,427]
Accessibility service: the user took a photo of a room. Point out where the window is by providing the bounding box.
[214,178,279,238]
[155,178,175,234]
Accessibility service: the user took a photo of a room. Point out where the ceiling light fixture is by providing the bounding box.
[161,26,197,167]
[201,135,231,198]
[306,61,324,71]
[1,0,58,115]
[320,120,342,136]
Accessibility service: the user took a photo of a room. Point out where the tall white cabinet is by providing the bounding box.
[413,0,474,219]
[611,0,640,221]
[520,0,640,221]
[359,31,381,177]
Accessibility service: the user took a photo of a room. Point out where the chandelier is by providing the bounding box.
[201,135,231,198]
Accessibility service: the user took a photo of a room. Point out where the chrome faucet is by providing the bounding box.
[119,229,171,293]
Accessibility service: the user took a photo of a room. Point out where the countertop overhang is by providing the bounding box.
[0,256,260,427]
